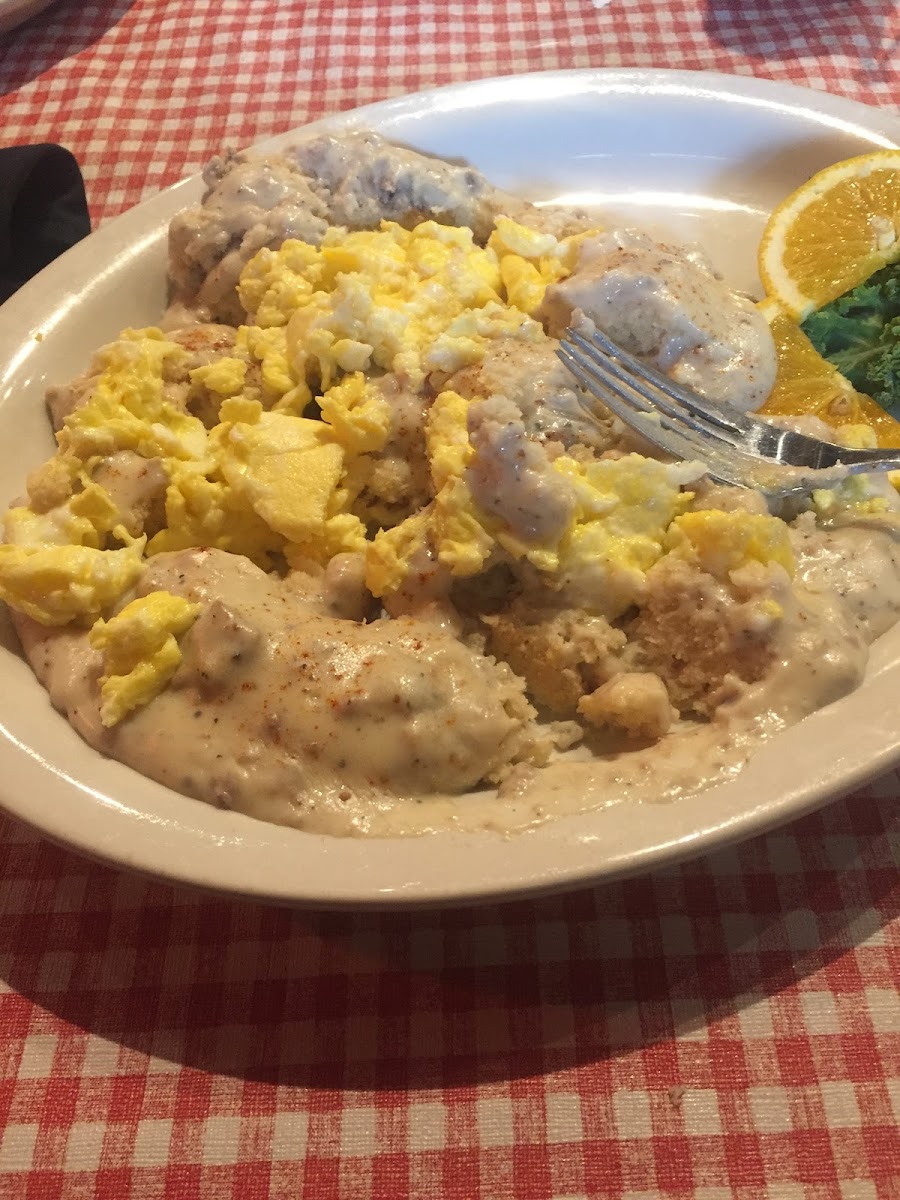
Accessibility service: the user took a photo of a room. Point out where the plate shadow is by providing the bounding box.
[1,781,897,1091]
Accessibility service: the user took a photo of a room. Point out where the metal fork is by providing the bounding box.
[557,325,900,500]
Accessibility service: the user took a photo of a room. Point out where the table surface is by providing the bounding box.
[1,2,900,1197]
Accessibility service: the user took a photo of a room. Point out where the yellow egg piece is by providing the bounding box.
[238,240,325,328]
[58,329,206,464]
[431,477,495,576]
[147,465,284,569]
[0,538,146,626]
[668,510,796,579]
[318,372,393,455]
[4,479,120,551]
[835,423,879,450]
[548,454,697,617]
[365,511,431,597]
[89,590,201,726]
[236,325,308,412]
[489,217,560,261]
[426,390,473,490]
[189,357,247,398]
[286,512,368,568]
[214,403,346,543]
[249,442,345,543]
[499,256,549,316]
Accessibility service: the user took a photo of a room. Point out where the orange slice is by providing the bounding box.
[757,298,900,449]
[758,150,900,320]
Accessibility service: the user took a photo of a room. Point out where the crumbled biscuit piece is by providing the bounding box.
[627,556,778,716]
[484,603,626,716]
[577,671,676,740]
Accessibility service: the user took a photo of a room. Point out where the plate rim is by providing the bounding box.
[2,66,900,909]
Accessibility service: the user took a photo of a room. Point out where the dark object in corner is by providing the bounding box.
[0,144,91,303]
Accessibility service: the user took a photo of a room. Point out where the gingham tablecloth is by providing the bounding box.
[1,2,900,1196]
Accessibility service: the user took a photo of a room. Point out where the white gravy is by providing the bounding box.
[15,515,900,837]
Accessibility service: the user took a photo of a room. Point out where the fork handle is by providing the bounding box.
[842,455,900,474]
[844,458,900,477]
[834,447,900,467]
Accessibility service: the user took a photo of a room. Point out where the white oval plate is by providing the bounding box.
[2,69,900,908]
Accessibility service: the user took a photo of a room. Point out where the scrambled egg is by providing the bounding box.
[487,216,588,314]
[5,481,122,550]
[0,215,806,728]
[90,591,201,726]
[808,423,900,519]
[59,331,206,463]
[366,386,796,619]
[667,511,795,579]
[0,325,383,720]
[0,539,146,626]
[551,455,697,614]
[236,218,587,397]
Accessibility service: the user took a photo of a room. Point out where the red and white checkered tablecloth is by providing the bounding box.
[1,2,900,1196]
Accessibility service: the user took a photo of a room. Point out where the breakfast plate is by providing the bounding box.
[1,69,900,908]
